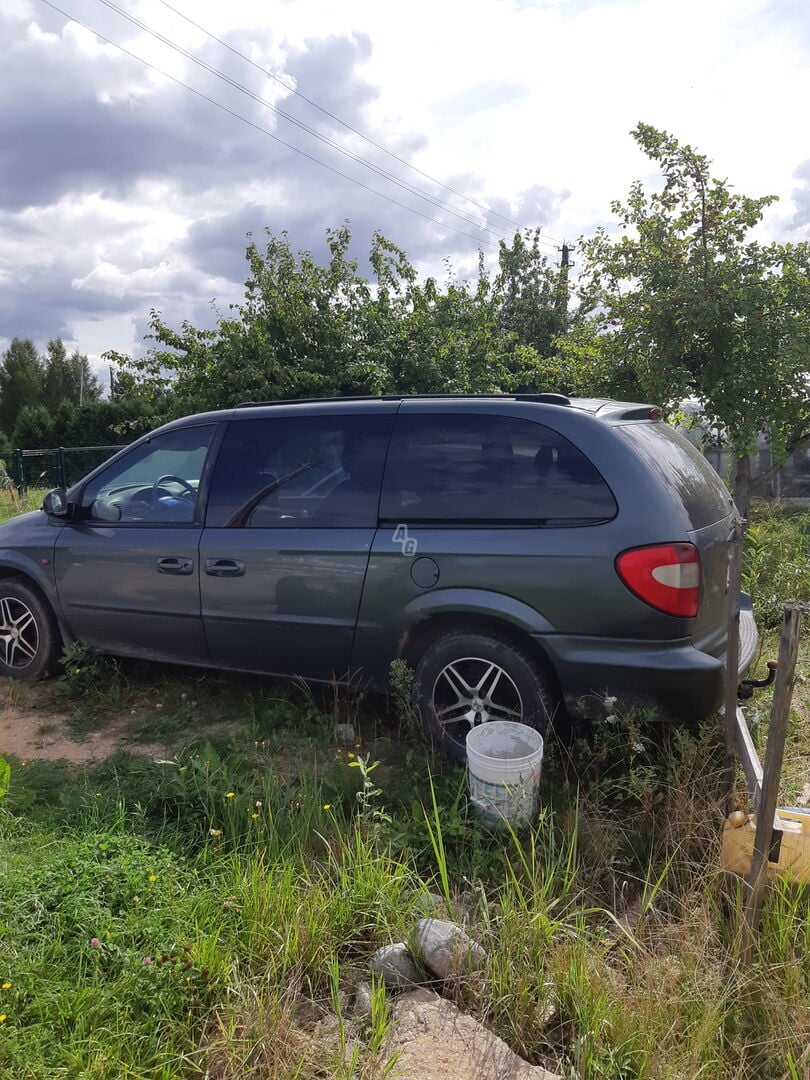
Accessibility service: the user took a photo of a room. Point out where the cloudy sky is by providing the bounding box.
[1,0,809,382]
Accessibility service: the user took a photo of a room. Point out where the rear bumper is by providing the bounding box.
[537,594,759,724]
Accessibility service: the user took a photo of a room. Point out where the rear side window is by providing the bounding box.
[617,422,734,529]
[380,414,617,525]
[206,413,393,527]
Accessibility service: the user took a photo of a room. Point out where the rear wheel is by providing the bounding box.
[0,579,61,680]
[414,631,561,762]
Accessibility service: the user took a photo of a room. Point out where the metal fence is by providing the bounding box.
[705,445,810,501]
[7,445,123,490]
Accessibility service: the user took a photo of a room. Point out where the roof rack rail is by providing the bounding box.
[236,392,572,408]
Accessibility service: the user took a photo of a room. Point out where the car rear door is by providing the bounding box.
[199,407,395,682]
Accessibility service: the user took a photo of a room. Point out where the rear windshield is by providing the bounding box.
[617,422,734,529]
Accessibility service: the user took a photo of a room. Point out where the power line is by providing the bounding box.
[156,0,562,248]
[91,0,526,245]
[36,0,504,249]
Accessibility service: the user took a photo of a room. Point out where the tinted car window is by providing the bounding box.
[81,426,214,524]
[617,422,734,529]
[380,414,617,524]
[206,414,393,527]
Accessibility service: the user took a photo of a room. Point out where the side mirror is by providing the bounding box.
[42,488,68,517]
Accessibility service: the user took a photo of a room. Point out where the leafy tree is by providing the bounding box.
[111,225,570,410]
[579,123,810,513]
[43,339,101,410]
[12,404,54,451]
[0,339,44,437]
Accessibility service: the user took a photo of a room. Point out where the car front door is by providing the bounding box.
[200,407,395,682]
[53,424,218,664]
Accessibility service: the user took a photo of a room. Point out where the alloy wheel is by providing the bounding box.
[431,656,524,737]
[0,595,39,669]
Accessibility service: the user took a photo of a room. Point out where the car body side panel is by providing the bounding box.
[200,527,375,681]
[53,524,209,663]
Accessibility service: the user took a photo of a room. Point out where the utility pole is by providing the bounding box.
[555,242,574,330]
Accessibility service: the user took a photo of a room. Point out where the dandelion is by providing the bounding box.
[74,668,81,675]
[225,792,235,799]
[1,983,11,990]
[0,1015,6,1023]
[347,752,355,759]
[209,828,222,837]
[323,803,331,810]
[148,874,157,883]
[251,813,259,819]
[90,937,101,949]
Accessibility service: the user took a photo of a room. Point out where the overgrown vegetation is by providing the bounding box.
[1,499,809,1080]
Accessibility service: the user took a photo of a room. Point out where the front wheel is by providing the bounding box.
[0,579,61,680]
[413,631,561,762]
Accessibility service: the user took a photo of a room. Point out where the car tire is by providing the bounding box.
[0,578,62,681]
[413,631,561,763]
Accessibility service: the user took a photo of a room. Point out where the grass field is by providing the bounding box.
[0,502,807,1079]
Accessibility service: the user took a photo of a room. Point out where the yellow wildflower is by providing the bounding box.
[225,792,235,798]
[148,874,157,883]
[323,803,331,810]
[347,752,355,759]
[251,813,259,819]
[1,983,10,990]
[209,828,222,837]
[0,1015,6,1023]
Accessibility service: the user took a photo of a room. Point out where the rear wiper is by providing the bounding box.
[225,460,322,528]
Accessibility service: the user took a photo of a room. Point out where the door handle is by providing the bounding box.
[157,556,194,575]
[205,557,246,577]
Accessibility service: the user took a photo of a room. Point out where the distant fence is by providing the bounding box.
[705,445,810,502]
[7,445,122,490]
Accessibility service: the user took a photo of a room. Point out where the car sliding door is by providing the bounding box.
[200,407,395,682]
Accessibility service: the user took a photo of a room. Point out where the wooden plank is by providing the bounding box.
[741,602,803,964]
[734,707,783,860]
[723,518,743,815]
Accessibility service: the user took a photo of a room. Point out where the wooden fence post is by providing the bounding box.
[740,601,803,964]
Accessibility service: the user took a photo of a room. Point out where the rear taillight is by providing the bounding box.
[615,543,701,618]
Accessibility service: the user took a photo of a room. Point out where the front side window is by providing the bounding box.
[380,413,617,525]
[81,426,214,524]
[206,414,393,527]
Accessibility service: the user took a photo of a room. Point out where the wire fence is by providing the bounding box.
[6,446,123,491]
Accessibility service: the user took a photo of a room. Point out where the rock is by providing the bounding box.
[411,918,487,980]
[352,979,372,1021]
[379,989,563,1079]
[334,723,356,745]
[369,943,422,990]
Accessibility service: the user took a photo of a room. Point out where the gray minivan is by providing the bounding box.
[0,394,756,759]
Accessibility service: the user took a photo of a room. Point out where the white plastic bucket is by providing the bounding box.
[466,721,544,828]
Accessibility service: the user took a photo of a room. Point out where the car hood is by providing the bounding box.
[0,508,61,547]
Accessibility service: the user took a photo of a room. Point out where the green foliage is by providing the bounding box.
[42,338,101,411]
[742,508,810,628]
[111,224,573,410]
[0,338,44,437]
[580,123,810,485]
[11,403,53,450]
[0,755,9,802]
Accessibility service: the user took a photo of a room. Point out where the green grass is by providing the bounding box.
[0,501,807,1077]
[0,486,46,523]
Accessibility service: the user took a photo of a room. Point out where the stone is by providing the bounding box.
[352,979,372,1021]
[369,942,422,990]
[334,723,356,745]
[411,918,487,980]
[379,989,563,1080]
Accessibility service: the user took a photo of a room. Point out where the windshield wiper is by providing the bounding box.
[225,460,322,528]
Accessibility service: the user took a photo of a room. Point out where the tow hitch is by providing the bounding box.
[737,660,777,700]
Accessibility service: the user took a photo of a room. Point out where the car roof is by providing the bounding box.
[162,394,661,430]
